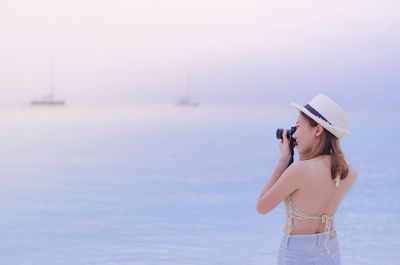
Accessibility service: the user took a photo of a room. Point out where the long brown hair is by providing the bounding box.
[300,112,349,181]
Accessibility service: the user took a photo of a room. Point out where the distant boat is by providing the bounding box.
[31,94,65,106]
[176,69,199,107]
[176,96,199,107]
[31,57,66,106]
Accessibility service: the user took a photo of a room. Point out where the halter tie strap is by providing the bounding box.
[283,196,335,254]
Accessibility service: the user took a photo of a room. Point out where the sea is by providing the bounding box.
[0,103,398,265]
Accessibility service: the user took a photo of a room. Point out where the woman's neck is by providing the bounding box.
[298,152,331,161]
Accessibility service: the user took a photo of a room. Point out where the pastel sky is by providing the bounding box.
[1,0,399,106]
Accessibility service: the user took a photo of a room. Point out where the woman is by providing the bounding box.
[256,94,357,265]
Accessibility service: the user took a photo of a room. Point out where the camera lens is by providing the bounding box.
[276,128,284,139]
[276,128,291,139]
[276,127,296,140]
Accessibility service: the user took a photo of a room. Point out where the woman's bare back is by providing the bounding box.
[288,155,357,237]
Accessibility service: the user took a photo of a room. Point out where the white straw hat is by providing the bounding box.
[291,94,350,139]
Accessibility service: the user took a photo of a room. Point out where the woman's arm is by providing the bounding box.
[257,156,291,200]
[258,129,292,199]
[256,129,301,215]
[256,161,303,215]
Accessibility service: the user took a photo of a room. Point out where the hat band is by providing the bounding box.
[304,104,332,125]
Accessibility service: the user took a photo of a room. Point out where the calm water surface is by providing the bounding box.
[0,103,398,265]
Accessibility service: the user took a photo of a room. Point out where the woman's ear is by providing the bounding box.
[315,124,324,137]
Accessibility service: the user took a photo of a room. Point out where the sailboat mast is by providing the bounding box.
[186,68,191,99]
[50,56,55,100]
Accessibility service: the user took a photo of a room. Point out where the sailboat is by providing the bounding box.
[176,69,199,107]
[31,57,66,106]
[31,95,65,105]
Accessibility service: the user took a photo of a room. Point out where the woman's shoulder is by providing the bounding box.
[294,155,328,170]
[287,159,310,171]
[290,156,332,179]
[286,160,315,178]
[347,164,358,181]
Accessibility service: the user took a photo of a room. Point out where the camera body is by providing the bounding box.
[276,126,297,167]
[276,126,297,140]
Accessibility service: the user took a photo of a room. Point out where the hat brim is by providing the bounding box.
[290,102,351,139]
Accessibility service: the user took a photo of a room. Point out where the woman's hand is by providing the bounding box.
[279,129,292,161]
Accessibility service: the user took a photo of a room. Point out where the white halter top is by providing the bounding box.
[283,177,340,254]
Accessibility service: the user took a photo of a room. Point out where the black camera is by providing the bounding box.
[276,126,297,167]
[276,126,297,140]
